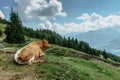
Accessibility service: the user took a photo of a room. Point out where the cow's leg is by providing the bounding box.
[28,56,35,65]
[34,58,45,63]
[28,58,45,65]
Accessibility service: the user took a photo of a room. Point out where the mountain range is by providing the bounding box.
[64,26,120,56]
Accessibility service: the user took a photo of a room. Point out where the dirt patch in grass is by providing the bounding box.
[0,67,22,80]
[0,48,42,80]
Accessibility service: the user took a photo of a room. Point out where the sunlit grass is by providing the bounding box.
[0,43,120,80]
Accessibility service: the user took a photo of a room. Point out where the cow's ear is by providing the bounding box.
[42,39,46,43]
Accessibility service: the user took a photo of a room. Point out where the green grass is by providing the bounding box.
[0,23,120,80]
[34,55,120,80]
[0,43,120,80]
[0,23,7,32]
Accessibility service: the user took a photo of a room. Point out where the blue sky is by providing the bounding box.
[0,0,120,34]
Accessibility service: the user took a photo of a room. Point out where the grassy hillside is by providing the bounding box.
[0,23,120,80]
[0,23,7,32]
[0,42,120,80]
[0,23,7,37]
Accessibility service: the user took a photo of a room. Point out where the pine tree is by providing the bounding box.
[5,8,25,43]
[63,37,67,47]
[67,37,71,48]
[0,29,2,36]
[103,49,107,59]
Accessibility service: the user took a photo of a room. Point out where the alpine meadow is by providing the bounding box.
[0,0,120,80]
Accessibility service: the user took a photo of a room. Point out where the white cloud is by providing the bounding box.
[38,13,120,34]
[38,20,53,30]
[4,6,10,10]
[0,10,5,19]
[38,21,67,34]
[77,13,103,21]
[76,13,120,31]
[38,21,94,34]
[15,0,67,21]
[77,13,91,21]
